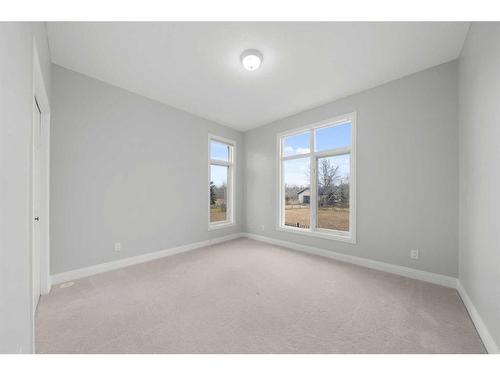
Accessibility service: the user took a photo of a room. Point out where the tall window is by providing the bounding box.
[209,136,235,228]
[278,113,356,242]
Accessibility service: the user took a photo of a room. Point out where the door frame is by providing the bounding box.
[31,40,51,338]
[32,95,42,312]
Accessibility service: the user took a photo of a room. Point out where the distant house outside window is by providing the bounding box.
[298,188,310,204]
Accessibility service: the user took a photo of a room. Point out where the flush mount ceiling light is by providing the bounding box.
[241,49,263,71]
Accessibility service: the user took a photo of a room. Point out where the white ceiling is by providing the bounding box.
[47,22,469,131]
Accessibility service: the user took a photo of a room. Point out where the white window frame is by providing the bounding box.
[276,112,357,243]
[208,134,236,230]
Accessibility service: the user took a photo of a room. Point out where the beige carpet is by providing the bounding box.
[36,238,485,353]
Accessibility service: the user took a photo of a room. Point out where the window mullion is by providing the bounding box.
[281,153,312,162]
[279,160,285,225]
[210,159,232,167]
[314,147,351,158]
[310,156,317,231]
[227,164,232,223]
[310,130,317,231]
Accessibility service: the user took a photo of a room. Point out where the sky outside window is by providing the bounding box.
[315,122,351,152]
[283,132,310,157]
[210,140,230,162]
[210,164,228,187]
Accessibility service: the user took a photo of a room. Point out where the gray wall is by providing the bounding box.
[458,23,500,350]
[0,23,51,353]
[50,65,244,274]
[244,61,459,277]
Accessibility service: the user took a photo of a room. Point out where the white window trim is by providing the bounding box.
[276,112,357,244]
[208,134,236,230]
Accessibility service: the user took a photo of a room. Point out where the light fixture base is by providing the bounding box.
[241,49,263,71]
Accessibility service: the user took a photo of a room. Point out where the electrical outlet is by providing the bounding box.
[114,242,121,252]
[261,225,265,231]
[410,249,419,260]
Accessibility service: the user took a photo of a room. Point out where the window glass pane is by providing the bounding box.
[210,164,228,222]
[283,157,310,229]
[315,122,351,152]
[210,140,230,162]
[283,132,310,157]
[317,154,350,232]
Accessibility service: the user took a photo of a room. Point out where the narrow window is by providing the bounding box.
[209,136,235,229]
[278,113,356,242]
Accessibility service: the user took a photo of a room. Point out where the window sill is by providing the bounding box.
[208,221,236,231]
[277,225,356,244]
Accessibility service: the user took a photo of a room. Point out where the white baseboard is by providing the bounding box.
[50,233,244,285]
[242,232,457,288]
[51,231,456,289]
[456,280,499,354]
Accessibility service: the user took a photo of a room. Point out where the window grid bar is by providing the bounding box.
[281,147,351,162]
[210,159,232,167]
